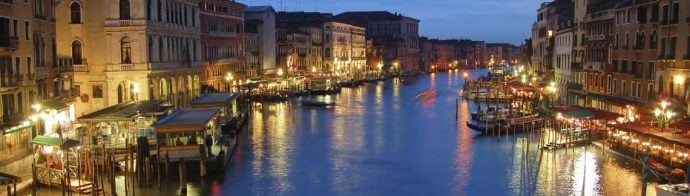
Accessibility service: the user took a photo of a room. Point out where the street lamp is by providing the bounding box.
[225,72,234,92]
[546,82,558,108]
[654,100,675,132]
[463,72,468,83]
[277,68,284,77]
[311,66,317,73]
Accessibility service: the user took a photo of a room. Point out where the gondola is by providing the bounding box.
[465,120,545,135]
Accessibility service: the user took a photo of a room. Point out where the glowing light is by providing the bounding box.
[277,68,284,76]
[673,75,686,84]
[132,83,141,93]
[31,104,41,112]
[312,66,317,73]
[44,146,54,154]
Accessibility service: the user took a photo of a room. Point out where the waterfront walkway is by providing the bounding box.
[0,154,34,196]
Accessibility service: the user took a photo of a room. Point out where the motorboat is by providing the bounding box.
[301,98,335,107]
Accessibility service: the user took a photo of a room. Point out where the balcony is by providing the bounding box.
[567,82,582,91]
[107,61,202,72]
[659,54,676,60]
[105,19,147,28]
[0,75,21,88]
[2,112,24,124]
[35,66,48,79]
[208,30,237,38]
[0,35,19,50]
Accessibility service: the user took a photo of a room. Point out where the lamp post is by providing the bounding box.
[546,81,558,108]
[225,72,233,93]
[463,72,468,83]
[654,100,675,132]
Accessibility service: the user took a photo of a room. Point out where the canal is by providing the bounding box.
[31,69,652,195]
[220,69,649,195]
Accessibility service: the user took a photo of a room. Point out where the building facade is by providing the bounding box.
[56,0,203,117]
[323,21,366,77]
[244,6,276,76]
[199,0,245,92]
[334,11,420,74]
[0,0,59,162]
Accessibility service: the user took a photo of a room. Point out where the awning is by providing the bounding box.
[79,100,172,122]
[556,106,623,120]
[41,98,70,111]
[190,93,240,106]
[153,108,220,133]
[0,172,21,185]
[31,135,80,148]
[588,92,639,107]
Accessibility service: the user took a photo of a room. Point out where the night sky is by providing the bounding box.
[240,0,544,45]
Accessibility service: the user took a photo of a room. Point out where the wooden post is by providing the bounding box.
[179,158,187,193]
[146,157,151,186]
[165,152,169,179]
[125,154,129,196]
[200,144,207,177]
[109,156,116,196]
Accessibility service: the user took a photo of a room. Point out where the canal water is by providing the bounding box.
[32,69,652,195]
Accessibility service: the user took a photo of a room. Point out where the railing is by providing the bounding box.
[208,31,237,38]
[105,19,147,27]
[0,35,19,49]
[0,75,21,87]
[35,66,48,79]
[567,82,583,91]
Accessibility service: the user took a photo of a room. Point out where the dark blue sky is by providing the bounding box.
[241,0,543,45]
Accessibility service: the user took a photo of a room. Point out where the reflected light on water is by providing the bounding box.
[453,99,473,193]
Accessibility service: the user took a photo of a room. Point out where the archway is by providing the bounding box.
[117,80,136,103]
[159,78,169,100]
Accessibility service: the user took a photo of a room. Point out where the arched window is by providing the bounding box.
[121,37,132,64]
[71,40,82,64]
[70,2,81,23]
[119,0,131,20]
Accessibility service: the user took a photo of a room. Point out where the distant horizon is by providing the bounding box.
[240,0,541,45]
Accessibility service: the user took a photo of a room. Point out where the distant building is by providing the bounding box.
[275,11,331,74]
[244,6,276,76]
[553,5,574,104]
[334,11,420,74]
[199,0,246,92]
[322,21,367,75]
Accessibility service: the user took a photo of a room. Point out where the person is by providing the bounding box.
[205,134,213,157]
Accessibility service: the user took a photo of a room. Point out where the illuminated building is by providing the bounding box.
[55,0,203,117]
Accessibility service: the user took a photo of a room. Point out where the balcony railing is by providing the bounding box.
[105,19,147,28]
[35,66,48,79]
[0,35,19,49]
[208,31,237,38]
[0,75,21,87]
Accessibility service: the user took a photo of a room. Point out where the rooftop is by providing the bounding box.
[191,93,240,105]
[245,6,275,13]
[153,108,220,128]
[79,100,172,122]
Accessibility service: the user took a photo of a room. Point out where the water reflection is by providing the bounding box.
[218,71,648,195]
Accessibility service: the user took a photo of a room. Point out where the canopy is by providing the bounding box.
[31,135,80,148]
[41,98,70,111]
[79,100,172,122]
[191,93,240,106]
[153,108,220,133]
[0,172,21,185]
[556,106,623,121]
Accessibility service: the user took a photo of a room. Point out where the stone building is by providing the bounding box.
[0,0,60,162]
[334,11,420,74]
[323,21,366,76]
[56,0,203,117]
[199,0,245,92]
[244,6,276,76]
